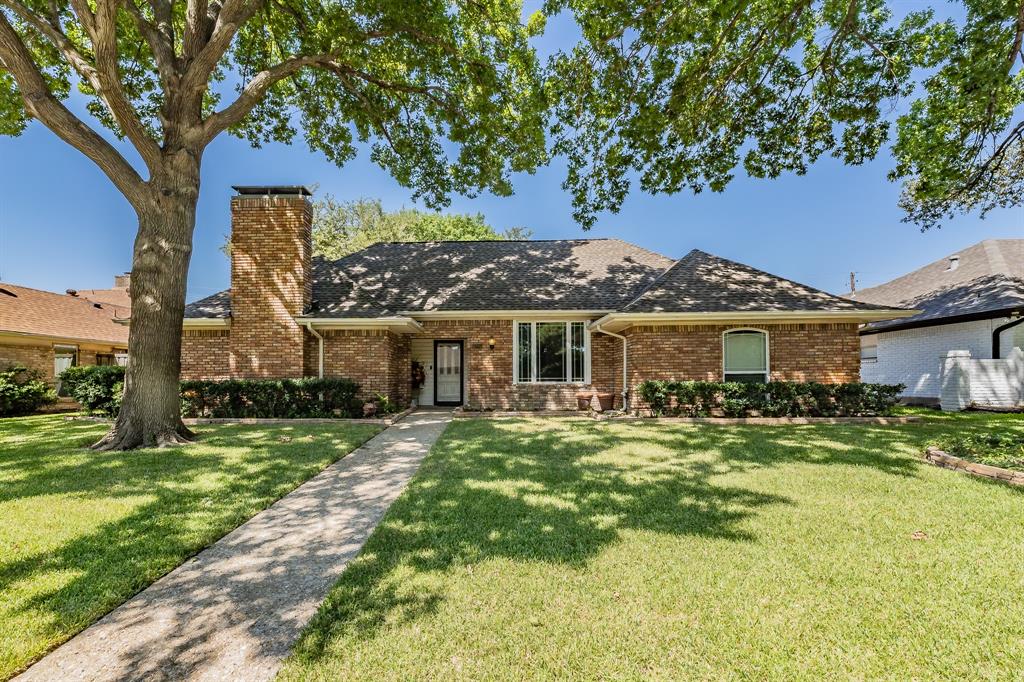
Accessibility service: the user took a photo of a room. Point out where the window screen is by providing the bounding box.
[724,330,767,382]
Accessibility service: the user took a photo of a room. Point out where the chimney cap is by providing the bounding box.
[232,185,312,197]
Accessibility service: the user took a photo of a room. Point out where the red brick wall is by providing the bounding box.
[179,317,859,412]
[625,322,861,406]
[0,343,53,381]
[227,194,311,378]
[181,330,232,380]
[411,320,618,410]
[317,329,410,404]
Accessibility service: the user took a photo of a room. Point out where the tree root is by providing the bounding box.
[91,420,196,451]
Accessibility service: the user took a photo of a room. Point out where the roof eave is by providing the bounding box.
[0,329,128,347]
[401,309,613,321]
[590,309,918,333]
[180,317,231,329]
[860,305,1024,335]
[299,316,424,333]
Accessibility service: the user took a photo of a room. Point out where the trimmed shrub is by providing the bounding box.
[180,377,363,418]
[59,365,126,416]
[0,367,57,417]
[636,380,904,418]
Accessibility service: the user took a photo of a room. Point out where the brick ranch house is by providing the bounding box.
[180,186,913,410]
[0,276,130,385]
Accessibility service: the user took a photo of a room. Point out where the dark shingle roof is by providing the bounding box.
[851,239,1024,331]
[322,239,673,315]
[851,239,1024,307]
[184,239,902,320]
[621,250,894,313]
[183,290,231,318]
[863,274,1024,333]
[305,257,397,318]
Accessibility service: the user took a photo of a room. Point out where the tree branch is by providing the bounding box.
[87,0,163,170]
[197,52,324,143]
[181,0,265,99]
[121,0,178,87]
[3,0,163,170]
[0,12,147,207]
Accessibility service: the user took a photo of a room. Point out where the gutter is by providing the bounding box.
[304,322,324,379]
[593,321,629,411]
[992,314,1024,358]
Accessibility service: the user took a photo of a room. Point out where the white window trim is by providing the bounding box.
[512,320,591,385]
[722,328,770,381]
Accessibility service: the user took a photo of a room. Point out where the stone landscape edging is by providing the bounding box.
[454,410,921,425]
[924,446,1024,486]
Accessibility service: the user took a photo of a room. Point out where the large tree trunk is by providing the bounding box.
[92,151,200,450]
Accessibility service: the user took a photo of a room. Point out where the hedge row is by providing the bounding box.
[58,366,367,419]
[0,367,56,417]
[180,378,362,418]
[636,380,904,418]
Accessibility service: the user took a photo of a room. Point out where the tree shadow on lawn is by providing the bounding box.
[291,418,957,661]
[0,419,377,678]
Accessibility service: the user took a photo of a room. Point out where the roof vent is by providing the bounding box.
[946,256,960,271]
[0,288,16,298]
[93,303,103,309]
[66,289,78,296]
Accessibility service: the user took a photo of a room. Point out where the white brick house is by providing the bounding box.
[851,239,1024,405]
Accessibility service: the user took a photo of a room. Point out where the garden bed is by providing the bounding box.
[924,431,1024,485]
[925,447,1024,486]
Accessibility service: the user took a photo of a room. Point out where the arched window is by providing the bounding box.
[723,329,768,383]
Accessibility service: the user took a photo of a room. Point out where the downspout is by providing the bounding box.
[304,322,324,378]
[992,314,1024,359]
[594,322,629,411]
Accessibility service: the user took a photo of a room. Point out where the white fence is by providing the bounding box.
[940,348,1024,411]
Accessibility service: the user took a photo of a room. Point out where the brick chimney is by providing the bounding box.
[228,185,313,377]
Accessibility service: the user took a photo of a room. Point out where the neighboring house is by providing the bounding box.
[179,186,911,410]
[0,278,130,385]
[73,273,132,310]
[851,239,1024,404]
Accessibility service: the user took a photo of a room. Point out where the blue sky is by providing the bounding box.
[0,9,1021,302]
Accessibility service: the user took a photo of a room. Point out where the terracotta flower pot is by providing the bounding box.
[575,391,594,411]
[595,392,614,412]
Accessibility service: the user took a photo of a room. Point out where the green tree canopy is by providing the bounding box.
[546,0,1024,229]
[310,196,531,260]
[0,0,548,449]
[221,196,532,260]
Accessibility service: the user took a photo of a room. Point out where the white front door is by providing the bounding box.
[434,341,462,405]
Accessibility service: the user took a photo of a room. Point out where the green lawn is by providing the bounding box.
[0,414,381,680]
[281,410,1024,680]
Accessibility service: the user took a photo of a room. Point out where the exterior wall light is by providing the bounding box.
[488,337,496,350]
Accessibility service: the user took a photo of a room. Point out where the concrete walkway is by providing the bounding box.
[18,411,452,682]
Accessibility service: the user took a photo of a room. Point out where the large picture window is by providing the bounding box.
[723,329,768,383]
[514,321,588,383]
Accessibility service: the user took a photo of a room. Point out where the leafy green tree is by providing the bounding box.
[547,0,1023,228]
[220,196,531,259]
[0,1,547,449]
[310,196,531,259]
